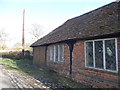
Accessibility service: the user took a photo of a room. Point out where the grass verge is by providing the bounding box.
[0,58,89,88]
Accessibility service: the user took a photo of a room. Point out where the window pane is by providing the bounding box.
[50,46,54,61]
[52,46,54,61]
[86,42,94,67]
[54,46,56,61]
[95,41,104,69]
[50,46,52,60]
[55,45,59,61]
[105,39,116,70]
[59,45,64,61]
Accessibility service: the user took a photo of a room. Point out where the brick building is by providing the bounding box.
[31,1,120,88]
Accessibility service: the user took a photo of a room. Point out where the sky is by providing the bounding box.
[0,0,116,48]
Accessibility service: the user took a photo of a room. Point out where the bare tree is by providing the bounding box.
[30,23,43,42]
[0,29,8,50]
[0,30,8,41]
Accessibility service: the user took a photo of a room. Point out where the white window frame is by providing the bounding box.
[50,45,54,61]
[58,45,61,62]
[58,44,64,62]
[50,44,64,62]
[50,46,53,61]
[85,38,118,73]
[53,45,56,62]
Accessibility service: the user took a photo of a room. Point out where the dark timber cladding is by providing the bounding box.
[33,46,47,67]
[66,40,76,74]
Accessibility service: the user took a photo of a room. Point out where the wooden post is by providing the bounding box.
[67,40,76,74]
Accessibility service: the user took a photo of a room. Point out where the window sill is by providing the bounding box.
[85,67,118,75]
[54,61,65,63]
[49,60,65,64]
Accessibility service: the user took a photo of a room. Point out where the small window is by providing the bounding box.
[95,41,104,69]
[50,44,64,62]
[85,38,118,72]
[58,45,64,61]
[50,46,54,61]
[55,45,59,61]
[86,42,93,67]
[105,39,116,70]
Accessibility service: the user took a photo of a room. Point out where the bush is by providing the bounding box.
[0,50,33,60]
[24,50,33,60]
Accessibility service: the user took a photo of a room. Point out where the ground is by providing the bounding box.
[0,65,14,89]
[0,58,89,89]
[0,65,50,89]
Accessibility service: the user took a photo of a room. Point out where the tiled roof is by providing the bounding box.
[31,2,120,47]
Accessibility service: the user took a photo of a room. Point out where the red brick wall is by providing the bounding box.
[46,44,70,76]
[46,38,120,88]
[117,37,120,87]
[72,40,119,88]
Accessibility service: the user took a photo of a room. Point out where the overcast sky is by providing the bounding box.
[0,0,115,48]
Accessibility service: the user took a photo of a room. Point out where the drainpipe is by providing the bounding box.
[67,40,76,74]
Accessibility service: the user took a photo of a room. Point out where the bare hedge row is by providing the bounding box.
[0,50,33,60]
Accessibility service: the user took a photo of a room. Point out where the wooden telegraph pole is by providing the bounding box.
[22,9,25,58]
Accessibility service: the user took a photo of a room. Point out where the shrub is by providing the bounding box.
[24,50,33,60]
[0,50,33,60]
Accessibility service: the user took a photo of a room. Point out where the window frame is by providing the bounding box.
[50,44,64,62]
[50,45,53,61]
[85,38,118,73]
[58,45,64,62]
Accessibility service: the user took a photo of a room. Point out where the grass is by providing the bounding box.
[0,57,89,88]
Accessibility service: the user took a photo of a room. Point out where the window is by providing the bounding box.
[54,45,59,61]
[50,44,64,62]
[86,42,93,67]
[95,41,104,69]
[105,39,116,70]
[50,46,54,61]
[58,45,64,61]
[85,38,118,72]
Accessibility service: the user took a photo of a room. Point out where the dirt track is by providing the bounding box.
[0,65,14,89]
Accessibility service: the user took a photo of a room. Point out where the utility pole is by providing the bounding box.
[22,9,25,58]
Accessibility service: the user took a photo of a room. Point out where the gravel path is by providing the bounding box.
[0,65,51,89]
[0,65,14,89]
[0,65,69,89]
[1,64,85,89]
